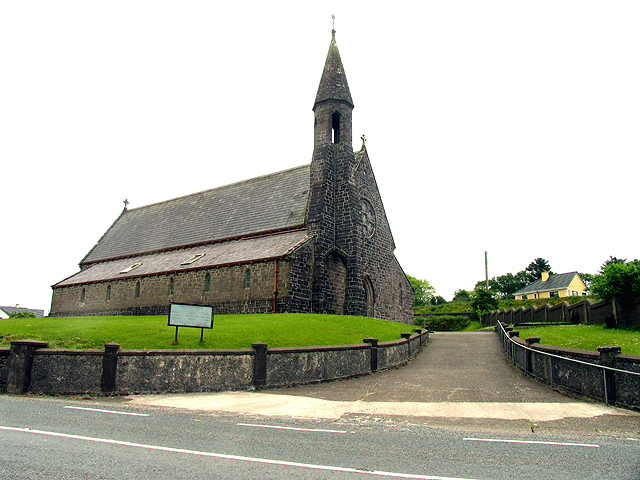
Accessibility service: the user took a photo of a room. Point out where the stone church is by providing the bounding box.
[50,29,414,323]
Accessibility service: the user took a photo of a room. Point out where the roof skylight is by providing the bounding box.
[181,253,205,265]
[119,263,142,274]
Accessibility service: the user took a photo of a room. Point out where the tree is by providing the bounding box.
[591,259,640,305]
[406,275,436,307]
[599,256,627,274]
[523,258,553,284]
[452,289,471,302]
[579,272,594,290]
[471,287,499,315]
[430,295,447,305]
[494,272,529,299]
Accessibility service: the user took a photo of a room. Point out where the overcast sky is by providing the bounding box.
[2,1,639,314]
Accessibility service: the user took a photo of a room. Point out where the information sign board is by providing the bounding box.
[168,303,214,329]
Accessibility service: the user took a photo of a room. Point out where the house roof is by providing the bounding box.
[514,272,582,295]
[81,165,311,265]
[0,306,45,317]
[57,230,310,287]
[314,30,353,109]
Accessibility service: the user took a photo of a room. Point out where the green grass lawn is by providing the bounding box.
[0,313,418,350]
[514,324,640,356]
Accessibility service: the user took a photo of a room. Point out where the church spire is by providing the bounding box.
[314,23,354,110]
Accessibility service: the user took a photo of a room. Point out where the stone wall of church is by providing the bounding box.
[356,152,414,324]
[286,240,314,314]
[50,260,292,317]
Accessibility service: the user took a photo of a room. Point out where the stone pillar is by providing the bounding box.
[401,332,412,357]
[413,328,423,347]
[252,342,268,389]
[598,345,621,405]
[363,337,378,372]
[525,337,540,347]
[100,343,121,395]
[6,339,48,395]
[524,337,540,376]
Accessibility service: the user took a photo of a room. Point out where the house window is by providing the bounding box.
[571,291,579,296]
[181,253,205,265]
[135,281,141,298]
[549,291,559,297]
[120,263,142,274]
[106,285,111,301]
[80,288,86,303]
[169,277,174,296]
[522,294,528,300]
[204,272,211,292]
[582,292,588,296]
[534,294,538,299]
[245,269,251,289]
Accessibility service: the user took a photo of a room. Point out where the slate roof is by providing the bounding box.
[57,230,310,286]
[0,306,45,317]
[82,165,311,265]
[514,272,582,295]
[314,30,353,109]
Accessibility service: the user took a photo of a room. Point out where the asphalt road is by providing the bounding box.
[1,395,640,480]
[2,332,640,479]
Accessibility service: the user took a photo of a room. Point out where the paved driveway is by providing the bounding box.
[269,331,575,403]
[126,331,640,435]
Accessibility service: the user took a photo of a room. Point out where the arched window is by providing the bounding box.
[399,283,402,305]
[169,277,174,296]
[364,276,375,318]
[331,111,340,144]
[80,287,86,303]
[106,285,111,302]
[135,281,141,298]
[204,272,211,292]
[245,269,251,289]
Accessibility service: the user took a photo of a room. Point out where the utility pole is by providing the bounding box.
[485,251,489,289]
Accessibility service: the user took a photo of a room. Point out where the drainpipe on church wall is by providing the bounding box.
[272,259,278,313]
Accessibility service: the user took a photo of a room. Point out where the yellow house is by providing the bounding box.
[514,271,588,300]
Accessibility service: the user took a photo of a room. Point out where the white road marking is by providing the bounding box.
[64,406,149,417]
[0,425,479,480]
[237,423,347,434]
[463,437,599,448]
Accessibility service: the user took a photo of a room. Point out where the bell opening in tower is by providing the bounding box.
[331,111,341,144]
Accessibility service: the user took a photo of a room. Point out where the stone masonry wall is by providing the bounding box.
[51,259,291,317]
[7,331,428,395]
[356,150,414,323]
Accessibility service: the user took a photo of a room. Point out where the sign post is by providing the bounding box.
[168,303,214,344]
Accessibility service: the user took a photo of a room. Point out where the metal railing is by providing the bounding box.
[496,322,640,408]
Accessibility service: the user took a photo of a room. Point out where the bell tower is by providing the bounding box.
[308,26,365,316]
[312,27,354,149]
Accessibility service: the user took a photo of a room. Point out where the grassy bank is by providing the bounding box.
[0,313,416,350]
[514,324,640,355]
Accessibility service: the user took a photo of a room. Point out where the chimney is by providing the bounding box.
[541,272,549,282]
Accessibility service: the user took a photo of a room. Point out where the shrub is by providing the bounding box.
[414,315,471,331]
[8,311,36,318]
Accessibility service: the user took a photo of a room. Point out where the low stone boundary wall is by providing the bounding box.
[497,324,640,410]
[484,298,640,329]
[0,330,428,396]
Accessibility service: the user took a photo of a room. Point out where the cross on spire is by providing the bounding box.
[331,14,335,39]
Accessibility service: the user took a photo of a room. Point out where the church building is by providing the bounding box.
[50,29,414,323]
